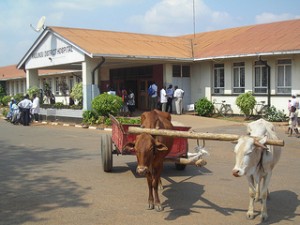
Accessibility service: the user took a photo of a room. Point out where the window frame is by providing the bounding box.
[172,65,190,77]
[276,59,292,95]
[232,62,245,94]
[253,61,268,94]
[55,77,59,95]
[213,63,224,94]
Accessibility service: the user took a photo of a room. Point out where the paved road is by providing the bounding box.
[0,115,299,225]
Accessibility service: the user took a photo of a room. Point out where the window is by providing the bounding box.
[213,64,224,94]
[233,62,245,93]
[277,59,291,94]
[20,80,24,93]
[254,61,268,94]
[172,65,190,77]
[69,76,74,92]
[16,80,19,93]
[55,77,59,95]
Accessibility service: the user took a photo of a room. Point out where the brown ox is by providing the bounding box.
[232,119,282,221]
[123,110,173,211]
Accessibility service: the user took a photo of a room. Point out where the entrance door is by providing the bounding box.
[137,80,151,110]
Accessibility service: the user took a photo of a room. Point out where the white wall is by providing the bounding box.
[189,55,300,116]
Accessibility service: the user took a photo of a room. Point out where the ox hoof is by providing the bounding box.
[195,159,207,167]
[246,212,255,220]
[260,213,268,222]
[147,203,154,210]
[155,204,164,212]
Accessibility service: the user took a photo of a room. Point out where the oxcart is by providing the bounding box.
[100,115,193,172]
[100,115,284,172]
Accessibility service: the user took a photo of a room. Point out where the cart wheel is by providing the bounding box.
[100,133,113,172]
[175,163,186,171]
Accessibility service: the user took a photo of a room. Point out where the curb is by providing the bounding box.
[1,117,112,131]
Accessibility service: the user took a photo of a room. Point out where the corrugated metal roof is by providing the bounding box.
[182,19,300,59]
[49,27,193,59]
[13,18,300,71]
[0,65,77,80]
[0,65,25,80]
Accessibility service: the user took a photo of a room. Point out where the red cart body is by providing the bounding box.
[111,120,191,159]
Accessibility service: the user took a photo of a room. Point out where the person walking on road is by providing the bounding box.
[173,85,184,115]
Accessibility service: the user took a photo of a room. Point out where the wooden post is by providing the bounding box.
[127,127,284,147]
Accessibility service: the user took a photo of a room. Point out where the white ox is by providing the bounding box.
[232,119,282,221]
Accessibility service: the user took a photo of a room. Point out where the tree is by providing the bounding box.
[236,92,256,119]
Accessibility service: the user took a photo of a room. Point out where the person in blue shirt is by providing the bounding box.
[166,84,174,113]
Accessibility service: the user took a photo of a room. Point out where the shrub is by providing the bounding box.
[14,93,24,103]
[53,102,64,109]
[1,95,11,106]
[195,97,214,117]
[92,93,123,117]
[236,92,256,119]
[2,107,8,117]
[82,110,98,125]
[264,106,288,122]
[0,84,5,102]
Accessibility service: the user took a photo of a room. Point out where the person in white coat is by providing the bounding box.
[173,85,184,115]
[160,86,168,112]
[31,94,40,122]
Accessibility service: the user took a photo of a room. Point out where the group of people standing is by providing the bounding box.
[7,94,40,126]
[148,82,184,115]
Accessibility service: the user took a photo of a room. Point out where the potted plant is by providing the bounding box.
[70,82,83,105]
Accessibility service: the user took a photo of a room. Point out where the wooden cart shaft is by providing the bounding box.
[127,127,284,147]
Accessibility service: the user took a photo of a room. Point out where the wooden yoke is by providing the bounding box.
[127,127,285,147]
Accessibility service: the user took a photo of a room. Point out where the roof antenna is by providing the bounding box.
[193,0,196,39]
[30,16,46,32]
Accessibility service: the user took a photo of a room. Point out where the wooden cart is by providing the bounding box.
[100,115,191,172]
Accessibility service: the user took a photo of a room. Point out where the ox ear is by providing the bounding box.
[154,141,169,151]
[140,114,146,128]
[123,142,135,154]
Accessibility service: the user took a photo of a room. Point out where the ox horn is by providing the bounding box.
[254,139,268,151]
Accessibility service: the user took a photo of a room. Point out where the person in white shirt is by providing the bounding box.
[149,81,158,110]
[18,94,33,126]
[31,94,40,122]
[288,95,299,137]
[173,85,184,115]
[160,86,168,112]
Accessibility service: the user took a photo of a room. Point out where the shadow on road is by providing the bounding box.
[0,140,91,225]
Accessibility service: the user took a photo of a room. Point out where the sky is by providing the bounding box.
[0,0,299,67]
